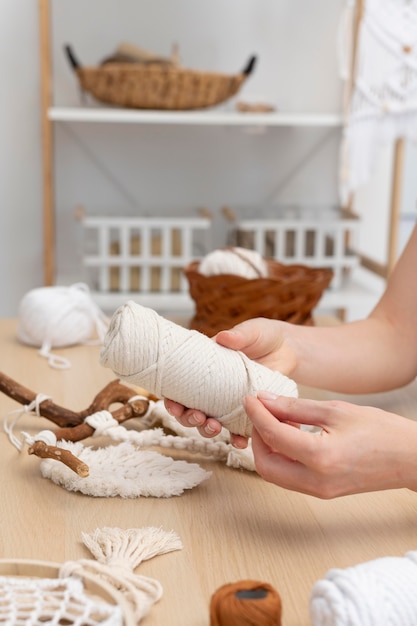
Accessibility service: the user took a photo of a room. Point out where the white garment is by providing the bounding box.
[340,0,417,200]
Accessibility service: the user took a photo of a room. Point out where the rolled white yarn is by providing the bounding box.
[198,247,268,279]
[17,283,109,369]
[310,550,417,626]
[100,301,298,437]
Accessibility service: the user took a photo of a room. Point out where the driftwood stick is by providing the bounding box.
[0,370,82,427]
[28,441,89,477]
[0,371,158,429]
[53,397,152,442]
[1,371,161,474]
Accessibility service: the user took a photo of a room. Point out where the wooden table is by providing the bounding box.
[2,318,417,625]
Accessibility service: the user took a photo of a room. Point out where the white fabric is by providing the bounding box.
[100,301,298,437]
[340,0,417,200]
[198,246,268,279]
[17,283,109,369]
[310,549,417,625]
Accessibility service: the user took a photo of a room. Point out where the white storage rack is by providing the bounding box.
[80,208,378,319]
[233,207,360,289]
[82,214,211,313]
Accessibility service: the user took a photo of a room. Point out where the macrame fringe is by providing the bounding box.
[39,439,212,498]
[62,526,182,624]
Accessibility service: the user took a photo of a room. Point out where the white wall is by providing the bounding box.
[0,0,43,317]
[6,0,413,320]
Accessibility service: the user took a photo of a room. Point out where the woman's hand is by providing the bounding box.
[246,392,417,498]
[164,318,297,445]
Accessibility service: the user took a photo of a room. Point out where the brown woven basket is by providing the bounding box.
[184,259,334,336]
[65,45,256,111]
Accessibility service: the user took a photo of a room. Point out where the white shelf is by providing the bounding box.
[48,106,343,127]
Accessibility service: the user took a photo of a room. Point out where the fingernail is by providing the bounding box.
[188,412,204,427]
[257,390,278,401]
[166,405,180,417]
[204,423,217,435]
[232,440,247,449]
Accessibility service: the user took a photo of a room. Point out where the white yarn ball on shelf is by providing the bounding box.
[198,247,268,279]
[17,283,109,369]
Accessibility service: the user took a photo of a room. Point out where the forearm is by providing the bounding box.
[288,314,417,393]
[289,225,417,393]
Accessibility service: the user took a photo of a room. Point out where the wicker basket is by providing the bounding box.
[184,259,334,336]
[65,45,256,111]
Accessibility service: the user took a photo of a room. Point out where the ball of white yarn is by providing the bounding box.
[17,283,109,369]
[198,247,268,279]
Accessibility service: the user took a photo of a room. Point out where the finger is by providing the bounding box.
[215,318,267,353]
[244,395,323,465]
[251,426,324,496]
[199,416,223,438]
[164,399,184,418]
[256,392,338,429]
[230,434,249,449]
[169,406,208,429]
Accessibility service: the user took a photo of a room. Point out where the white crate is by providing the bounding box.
[82,215,211,295]
[231,206,360,289]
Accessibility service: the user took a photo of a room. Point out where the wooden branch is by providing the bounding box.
[53,396,152,442]
[0,371,158,428]
[0,371,161,475]
[28,441,89,477]
[0,371,82,427]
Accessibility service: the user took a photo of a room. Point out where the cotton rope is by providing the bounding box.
[309,549,417,626]
[198,247,268,279]
[340,0,417,200]
[17,283,109,369]
[100,301,298,438]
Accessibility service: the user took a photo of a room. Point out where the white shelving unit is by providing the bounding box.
[39,0,382,321]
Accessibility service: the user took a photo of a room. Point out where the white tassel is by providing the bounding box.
[61,527,182,623]
[82,526,183,569]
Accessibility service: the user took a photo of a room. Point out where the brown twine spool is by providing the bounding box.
[210,580,282,626]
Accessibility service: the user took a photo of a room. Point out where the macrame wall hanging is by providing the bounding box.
[0,526,183,625]
[1,371,256,498]
[340,0,417,201]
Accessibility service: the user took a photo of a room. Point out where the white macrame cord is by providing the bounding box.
[100,301,298,438]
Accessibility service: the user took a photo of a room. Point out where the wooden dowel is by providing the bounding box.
[39,0,55,285]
